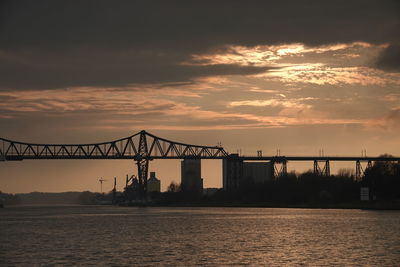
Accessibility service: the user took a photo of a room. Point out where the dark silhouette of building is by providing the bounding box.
[147,172,161,192]
[223,154,273,190]
[181,159,203,194]
[223,154,243,190]
[243,162,273,183]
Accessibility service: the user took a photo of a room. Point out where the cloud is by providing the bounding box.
[364,108,400,133]
[191,42,384,67]
[189,42,400,86]
[0,86,366,135]
[1,1,398,49]
[0,0,399,89]
[229,99,311,109]
[266,65,400,86]
[0,48,271,89]
[374,45,400,72]
[379,108,400,131]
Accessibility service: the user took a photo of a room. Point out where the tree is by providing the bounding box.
[363,154,400,200]
[167,181,181,193]
[337,168,355,179]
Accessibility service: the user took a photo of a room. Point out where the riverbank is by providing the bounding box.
[120,200,400,210]
[3,201,399,210]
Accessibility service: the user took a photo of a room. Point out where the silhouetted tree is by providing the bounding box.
[167,181,181,193]
[337,168,355,179]
[364,154,400,200]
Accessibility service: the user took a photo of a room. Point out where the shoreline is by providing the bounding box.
[3,201,399,211]
[120,201,400,210]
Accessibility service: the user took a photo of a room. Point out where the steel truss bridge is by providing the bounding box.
[1,130,399,192]
[0,130,227,193]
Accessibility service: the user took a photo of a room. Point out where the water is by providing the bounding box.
[1,206,399,266]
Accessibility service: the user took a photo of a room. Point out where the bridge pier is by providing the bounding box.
[272,159,287,178]
[136,130,150,199]
[136,159,149,199]
[355,160,372,180]
[314,160,330,176]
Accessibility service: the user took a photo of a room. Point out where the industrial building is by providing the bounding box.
[181,159,203,193]
[243,162,273,184]
[147,172,161,192]
[223,154,273,190]
[223,154,243,190]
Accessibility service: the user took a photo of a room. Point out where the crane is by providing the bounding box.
[99,178,107,194]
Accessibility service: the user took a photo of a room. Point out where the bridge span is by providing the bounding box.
[1,130,399,191]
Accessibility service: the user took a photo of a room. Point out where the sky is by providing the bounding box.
[1,0,400,193]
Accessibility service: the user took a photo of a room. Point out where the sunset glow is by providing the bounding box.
[1,1,399,193]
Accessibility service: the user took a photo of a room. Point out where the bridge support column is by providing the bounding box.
[314,160,330,176]
[355,160,373,181]
[273,160,287,178]
[325,160,330,176]
[356,160,361,180]
[313,160,318,174]
[136,130,149,200]
[137,159,149,199]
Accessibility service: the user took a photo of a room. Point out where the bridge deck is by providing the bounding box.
[238,156,400,161]
[3,155,400,161]
[1,130,398,162]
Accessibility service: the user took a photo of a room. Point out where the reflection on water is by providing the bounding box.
[1,206,399,266]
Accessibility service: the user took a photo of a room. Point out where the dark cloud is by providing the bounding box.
[0,48,271,89]
[1,0,398,49]
[0,0,399,89]
[374,45,400,72]
[382,108,400,130]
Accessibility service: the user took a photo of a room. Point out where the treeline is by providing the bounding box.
[0,191,114,205]
[77,191,114,204]
[17,192,83,204]
[363,157,400,200]
[0,192,21,205]
[159,171,360,204]
[215,171,360,204]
